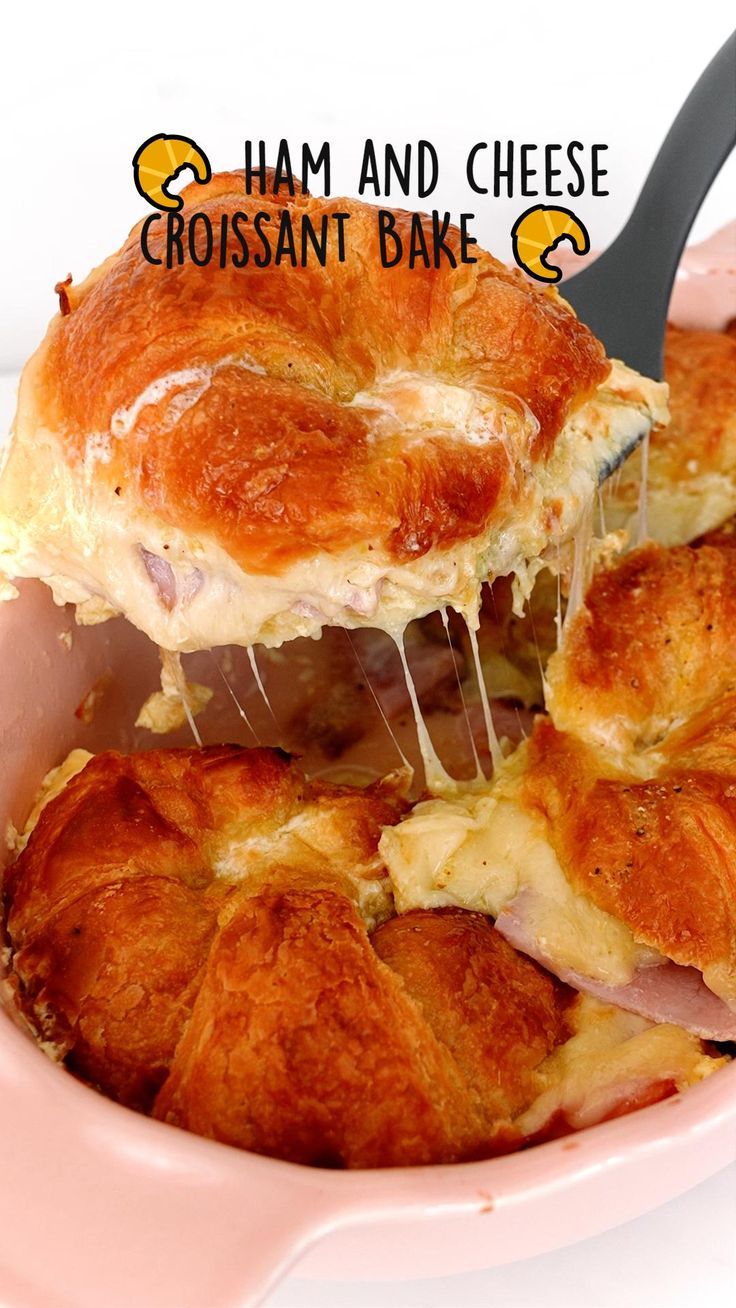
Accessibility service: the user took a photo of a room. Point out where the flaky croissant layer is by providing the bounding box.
[4,744,723,1167]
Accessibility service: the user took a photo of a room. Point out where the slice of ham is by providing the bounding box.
[140,547,177,610]
[139,547,204,611]
[495,890,736,1042]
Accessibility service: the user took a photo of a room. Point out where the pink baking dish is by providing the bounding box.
[1,240,735,1308]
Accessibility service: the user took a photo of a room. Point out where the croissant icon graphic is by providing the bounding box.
[511,205,590,283]
[133,135,212,211]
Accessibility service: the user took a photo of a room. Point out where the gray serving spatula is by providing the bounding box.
[562,30,736,381]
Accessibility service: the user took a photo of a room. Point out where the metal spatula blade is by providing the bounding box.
[562,31,736,382]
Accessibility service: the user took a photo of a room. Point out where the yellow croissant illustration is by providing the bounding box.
[133,135,211,211]
[511,205,590,283]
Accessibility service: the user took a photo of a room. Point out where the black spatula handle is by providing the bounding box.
[562,30,736,379]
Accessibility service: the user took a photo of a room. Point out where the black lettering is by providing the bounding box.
[219,213,229,268]
[466,143,488,195]
[520,144,538,196]
[331,212,350,261]
[544,144,563,197]
[188,213,213,266]
[567,141,585,197]
[244,140,267,195]
[358,140,380,195]
[385,143,411,197]
[592,144,609,195]
[231,212,250,268]
[378,210,402,266]
[408,214,430,268]
[417,140,439,197]
[274,211,297,265]
[254,212,272,267]
[493,141,514,198]
[431,211,456,268]
[140,214,162,265]
[459,214,478,264]
[274,139,296,195]
[302,142,330,195]
[300,214,328,266]
[166,213,185,268]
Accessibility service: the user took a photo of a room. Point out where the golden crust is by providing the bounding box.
[6,742,724,1163]
[606,325,736,545]
[32,172,608,573]
[546,542,736,751]
[5,746,406,1105]
[520,712,736,985]
[371,908,569,1123]
[14,876,218,1110]
[6,745,573,1165]
[518,538,736,991]
[6,745,296,945]
[155,897,565,1167]
[658,326,736,485]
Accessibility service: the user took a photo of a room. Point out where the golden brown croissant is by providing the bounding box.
[5,745,565,1163]
[0,172,666,651]
[382,539,736,1042]
[5,744,722,1167]
[464,324,736,718]
[606,325,736,545]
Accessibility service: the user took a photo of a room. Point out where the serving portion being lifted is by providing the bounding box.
[0,171,666,654]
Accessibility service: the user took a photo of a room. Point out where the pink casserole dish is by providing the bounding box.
[0,242,735,1308]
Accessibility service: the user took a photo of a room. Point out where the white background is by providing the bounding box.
[2,2,735,1304]
[1,0,735,369]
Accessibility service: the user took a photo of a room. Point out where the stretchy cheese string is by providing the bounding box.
[464,618,503,772]
[555,544,564,648]
[247,646,279,731]
[165,651,203,747]
[597,484,607,537]
[209,650,260,743]
[344,630,412,773]
[565,500,594,628]
[440,607,483,781]
[393,630,456,794]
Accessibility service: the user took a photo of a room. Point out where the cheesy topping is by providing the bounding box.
[379,751,657,986]
[0,362,667,655]
[518,994,724,1136]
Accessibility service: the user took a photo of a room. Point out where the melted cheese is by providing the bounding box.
[466,619,503,769]
[0,360,668,653]
[518,994,724,1136]
[379,752,653,986]
[135,650,212,738]
[393,629,456,795]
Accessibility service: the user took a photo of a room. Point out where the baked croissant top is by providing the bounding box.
[5,743,721,1168]
[606,324,736,545]
[0,171,667,650]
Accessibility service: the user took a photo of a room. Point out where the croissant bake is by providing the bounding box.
[0,169,732,1173]
[4,744,722,1167]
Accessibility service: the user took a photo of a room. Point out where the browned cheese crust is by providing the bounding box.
[546,542,736,750]
[35,172,608,573]
[654,325,736,485]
